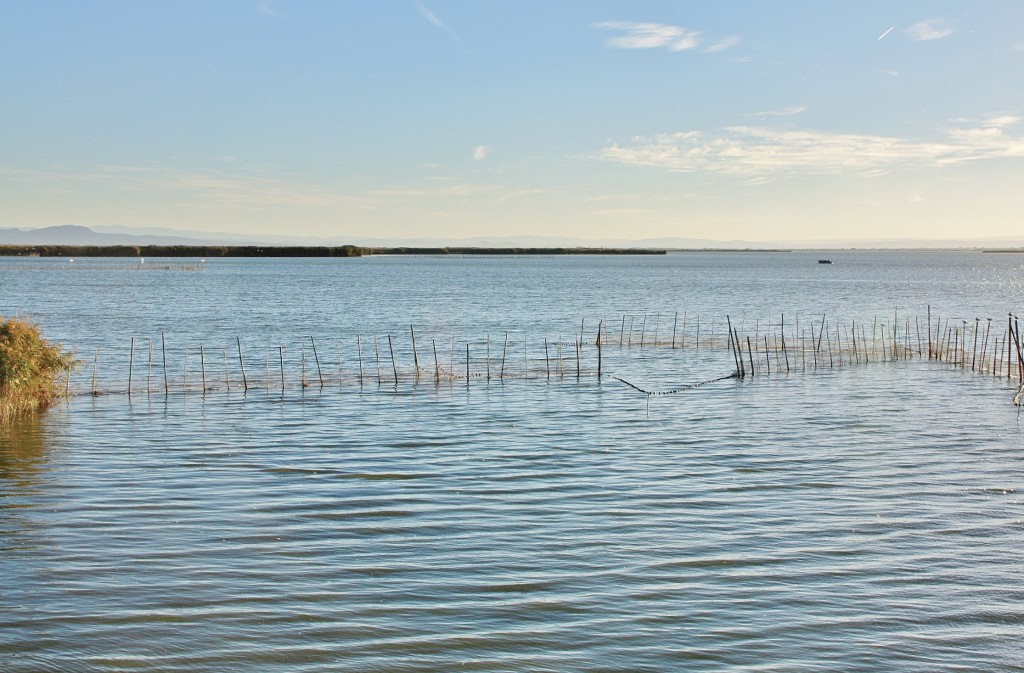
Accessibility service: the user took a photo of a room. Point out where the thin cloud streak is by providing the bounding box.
[417,2,459,41]
[601,119,1024,176]
[259,1,282,18]
[596,22,737,54]
[748,105,807,118]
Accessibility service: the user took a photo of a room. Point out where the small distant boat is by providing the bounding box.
[818,259,832,264]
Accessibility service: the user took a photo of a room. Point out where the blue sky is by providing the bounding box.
[2,1,1023,243]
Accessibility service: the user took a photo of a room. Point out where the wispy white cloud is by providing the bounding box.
[906,19,953,41]
[259,1,282,18]
[417,2,459,41]
[748,105,807,118]
[600,117,1024,176]
[473,145,489,160]
[705,36,741,53]
[596,22,738,54]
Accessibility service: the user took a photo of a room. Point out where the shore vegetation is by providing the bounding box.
[0,316,77,424]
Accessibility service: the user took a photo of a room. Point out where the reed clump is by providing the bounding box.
[0,316,77,424]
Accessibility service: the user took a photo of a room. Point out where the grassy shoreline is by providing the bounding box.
[0,317,77,424]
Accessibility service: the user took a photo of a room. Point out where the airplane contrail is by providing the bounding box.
[878,25,895,40]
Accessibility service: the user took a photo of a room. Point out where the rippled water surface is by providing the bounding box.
[2,252,1024,671]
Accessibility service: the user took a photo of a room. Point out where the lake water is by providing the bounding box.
[2,252,1024,671]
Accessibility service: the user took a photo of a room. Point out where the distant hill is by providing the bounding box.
[0,225,209,246]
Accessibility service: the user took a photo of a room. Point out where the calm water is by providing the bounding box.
[2,252,1024,671]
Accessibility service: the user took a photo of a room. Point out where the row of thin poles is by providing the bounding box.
[80,325,607,397]
[925,307,1024,381]
[723,308,1024,383]
[71,309,1024,397]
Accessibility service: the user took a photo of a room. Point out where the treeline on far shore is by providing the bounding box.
[0,245,667,258]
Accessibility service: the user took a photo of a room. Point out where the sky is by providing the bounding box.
[2,1,1024,243]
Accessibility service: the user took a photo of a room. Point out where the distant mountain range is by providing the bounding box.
[1,224,1022,250]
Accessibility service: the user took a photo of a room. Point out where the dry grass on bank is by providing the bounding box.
[0,316,77,424]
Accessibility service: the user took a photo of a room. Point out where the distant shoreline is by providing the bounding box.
[0,245,671,257]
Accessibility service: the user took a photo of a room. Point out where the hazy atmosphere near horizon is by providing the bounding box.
[2,1,1024,244]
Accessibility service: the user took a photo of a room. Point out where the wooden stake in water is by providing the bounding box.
[148,339,153,395]
[161,332,168,396]
[279,346,285,394]
[357,335,364,385]
[545,338,551,380]
[373,336,381,386]
[726,316,740,376]
[237,336,248,391]
[747,336,755,376]
[200,345,207,392]
[310,336,324,387]
[672,312,678,349]
[927,305,932,358]
[575,341,580,380]
[92,348,99,395]
[466,342,470,386]
[781,314,789,373]
[597,321,603,379]
[500,332,508,380]
[128,337,135,397]
[410,325,419,375]
[432,339,439,382]
[387,335,398,384]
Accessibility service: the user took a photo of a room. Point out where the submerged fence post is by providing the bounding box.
[237,336,248,391]
[726,316,740,376]
[310,336,324,387]
[128,337,135,397]
[356,336,364,385]
[432,339,439,382]
[927,305,932,358]
[279,346,285,394]
[161,332,168,396]
[388,335,398,384]
[410,325,419,376]
[500,332,508,380]
[545,338,551,380]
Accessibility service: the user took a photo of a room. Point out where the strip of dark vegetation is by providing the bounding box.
[0,245,666,257]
